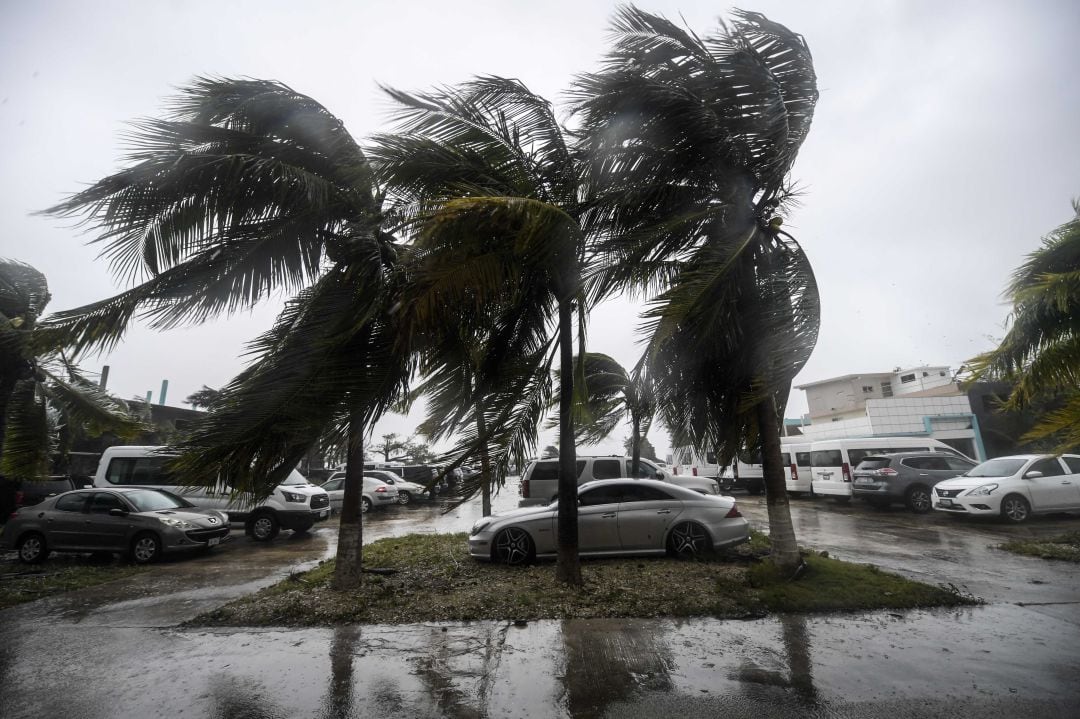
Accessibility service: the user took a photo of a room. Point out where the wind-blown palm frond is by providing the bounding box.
[967,201,1080,451]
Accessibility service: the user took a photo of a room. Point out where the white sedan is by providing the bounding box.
[932,454,1080,523]
[469,478,749,565]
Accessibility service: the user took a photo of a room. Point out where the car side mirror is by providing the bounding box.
[656,470,667,479]
[108,507,129,517]
[1023,471,1044,479]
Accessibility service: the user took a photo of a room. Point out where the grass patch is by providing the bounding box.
[190,532,979,627]
[999,531,1080,562]
[0,555,148,610]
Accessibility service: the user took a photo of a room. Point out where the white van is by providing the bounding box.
[673,446,764,494]
[519,455,719,506]
[93,446,331,541]
[781,442,813,496]
[808,438,965,500]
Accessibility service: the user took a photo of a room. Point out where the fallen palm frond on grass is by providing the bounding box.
[189,532,980,626]
[999,532,1080,563]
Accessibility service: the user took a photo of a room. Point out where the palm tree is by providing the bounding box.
[372,77,595,584]
[967,200,1080,451]
[574,8,820,574]
[40,78,412,589]
[554,352,656,477]
[0,260,142,480]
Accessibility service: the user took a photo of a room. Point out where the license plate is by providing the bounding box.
[938,498,953,507]
[854,477,873,484]
[208,537,220,546]
[319,509,330,519]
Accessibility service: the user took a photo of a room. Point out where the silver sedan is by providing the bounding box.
[468,479,749,565]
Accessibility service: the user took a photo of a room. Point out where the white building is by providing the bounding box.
[793,366,986,460]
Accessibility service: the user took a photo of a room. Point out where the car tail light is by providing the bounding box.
[725,503,742,518]
[692,467,698,476]
[375,486,388,493]
[521,478,530,497]
[879,468,899,476]
[14,490,24,508]
[842,462,852,482]
[673,467,679,475]
[790,464,798,481]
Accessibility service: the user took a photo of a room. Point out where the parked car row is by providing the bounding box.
[319,469,436,513]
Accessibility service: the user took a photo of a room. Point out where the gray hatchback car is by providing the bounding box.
[852,452,977,513]
[1,487,230,564]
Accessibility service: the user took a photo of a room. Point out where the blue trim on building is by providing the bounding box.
[921,414,987,461]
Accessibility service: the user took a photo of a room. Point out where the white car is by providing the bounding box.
[932,454,1080,523]
[363,469,428,504]
[320,475,398,513]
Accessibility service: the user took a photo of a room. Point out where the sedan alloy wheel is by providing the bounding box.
[493,527,534,565]
[667,522,711,557]
[1001,494,1031,523]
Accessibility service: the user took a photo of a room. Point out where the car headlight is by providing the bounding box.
[158,517,195,529]
[281,491,306,503]
[471,519,492,535]
[967,483,999,496]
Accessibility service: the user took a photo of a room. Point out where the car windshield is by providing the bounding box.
[125,489,194,512]
[281,470,308,486]
[966,458,1027,477]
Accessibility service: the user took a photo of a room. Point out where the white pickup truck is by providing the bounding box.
[518,455,721,507]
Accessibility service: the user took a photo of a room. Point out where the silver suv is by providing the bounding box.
[851,452,977,513]
[518,455,720,507]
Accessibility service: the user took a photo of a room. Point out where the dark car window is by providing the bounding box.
[88,492,126,514]
[781,452,791,465]
[530,460,587,481]
[796,452,811,466]
[618,484,674,503]
[125,489,195,512]
[855,457,892,471]
[945,456,977,471]
[1029,457,1065,477]
[738,449,763,465]
[593,459,622,480]
[624,460,661,479]
[812,450,843,467]
[105,456,178,486]
[322,479,343,491]
[578,486,622,507]
[902,457,950,471]
[1064,457,1080,474]
[55,493,88,512]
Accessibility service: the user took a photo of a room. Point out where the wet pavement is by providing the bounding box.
[2,482,1078,718]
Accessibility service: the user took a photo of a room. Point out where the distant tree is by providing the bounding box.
[967,200,1080,451]
[624,435,658,462]
[373,433,409,463]
[401,439,436,464]
[184,386,221,410]
[541,444,559,459]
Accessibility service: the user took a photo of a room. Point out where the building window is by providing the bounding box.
[900,373,916,383]
[880,381,893,397]
[862,385,874,393]
[831,417,840,422]
[939,370,946,376]
[922,371,929,377]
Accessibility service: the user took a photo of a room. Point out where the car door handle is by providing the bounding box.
[1062,481,1072,485]
[656,509,671,515]
[919,473,929,476]
[601,512,616,518]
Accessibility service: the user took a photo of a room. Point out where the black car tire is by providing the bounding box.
[360,497,372,514]
[666,521,713,558]
[248,511,280,541]
[905,485,933,514]
[397,491,411,505]
[16,532,48,564]
[492,527,535,566]
[130,532,162,564]
[746,482,764,496]
[1000,494,1031,524]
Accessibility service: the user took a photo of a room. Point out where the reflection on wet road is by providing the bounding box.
[1,480,1078,718]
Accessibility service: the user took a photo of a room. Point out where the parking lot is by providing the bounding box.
[1,479,1078,718]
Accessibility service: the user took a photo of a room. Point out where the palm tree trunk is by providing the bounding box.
[476,406,492,517]
[757,394,802,574]
[555,298,582,585]
[332,407,365,590]
[630,413,641,477]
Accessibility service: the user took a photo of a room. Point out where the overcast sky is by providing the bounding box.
[3,0,1078,462]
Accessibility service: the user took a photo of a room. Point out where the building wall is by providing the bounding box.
[803,374,893,419]
[890,366,954,396]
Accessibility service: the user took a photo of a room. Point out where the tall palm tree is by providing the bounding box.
[575,8,820,574]
[553,352,656,477]
[372,77,594,584]
[0,260,142,480]
[40,78,412,589]
[967,200,1080,451]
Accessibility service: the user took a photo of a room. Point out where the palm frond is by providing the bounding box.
[1,380,50,480]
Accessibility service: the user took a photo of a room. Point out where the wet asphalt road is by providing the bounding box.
[1,482,1078,718]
